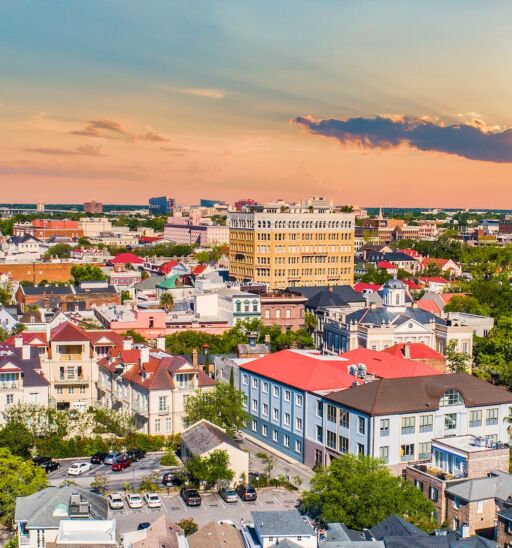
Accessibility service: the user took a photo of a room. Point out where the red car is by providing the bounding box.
[111,455,131,472]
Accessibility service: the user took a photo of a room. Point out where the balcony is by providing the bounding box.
[55,377,88,385]
[133,403,149,417]
[410,463,466,481]
[59,354,84,362]
[419,425,433,433]
[401,454,415,462]
[0,381,19,390]
[401,427,416,435]
[158,407,170,416]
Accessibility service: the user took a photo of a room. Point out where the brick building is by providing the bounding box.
[12,219,84,240]
[259,292,306,330]
[0,262,74,284]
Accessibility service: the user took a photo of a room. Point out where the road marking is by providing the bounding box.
[216,494,226,509]
[160,498,168,513]
[177,495,188,511]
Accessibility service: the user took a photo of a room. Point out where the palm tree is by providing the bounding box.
[160,292,174,311]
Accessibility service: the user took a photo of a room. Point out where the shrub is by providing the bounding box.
[139,472,160,492]
[177,518,198,536]
[160,450,178,467]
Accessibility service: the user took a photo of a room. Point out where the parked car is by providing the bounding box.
[32,456,51,466]
[143,492,162,508]
[67,462,92,476]
[126,448,146,462]
[112,455,131,472]
[90,452,108,464]
[103,452,121,465]
[180,487,201,507]
[219,486,238,503]
[40,460,60,473]
[236,484,257,502]
[162,472,186,487]
[107,493,124,510]
[126,493,143,509]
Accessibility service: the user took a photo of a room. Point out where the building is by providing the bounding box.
[420,257,462,278]
[15,486,109,548]
[260,291,306,330]
[164,217,229,246]
[497,507,512,547]
[97,342,215,434]
[228,202,355,290]
[243,510,316,548]
[234,198,257,211]
[122,515,186,548]
[383,342,447,372]
[0,341,49,422]
[83,201,104,214]
[80,217,112,236]
[323,278,474,355]
[322,373,512,475]
[0,234,46,262]
[195,288,261,325]
[200,198,225,208]
[12,219,84,240]
[189,521,244,548]
[94,304,167,337]
[149,195,175,215]
[181,419,249,485]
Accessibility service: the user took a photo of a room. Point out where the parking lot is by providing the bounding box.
[112,487,301,535]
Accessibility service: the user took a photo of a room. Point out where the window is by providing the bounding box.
[262,382,269,394]
[440,389,464,406]
[429,486,439,502]
[401,416,416,434]
[419,414,433,432]
[339,436,349,454]
[415,479,424,490]
[453,496,460,510]
[272,430,278,442]
[242,374,248,385]
[272,386,280,398]
[327,431,337,449]
[357,443,365,456]
[159,396,168,412]
[400,443,415,462]
[357,416,365,435]
[154,419,161,433]
[327,404,336,422]
[262,425,268,437]
[445,413,457,431]
[284,435,289,447]
[284,390,291,402]
[469,409,482,427]
[6,394,14,405]
[68,386,74,394]
[380,418,390,435]
[419,442,432,460]
[284,412,290,426]
[79,385,86,394]
[243,394,248,408]
[339,410,349,428]
[286,309,291,319]
[317,426,324,443]
[318,401,325,418]
[314,449,323,467]
[252,300,258,312]
[295,440,302,453]
[265,309,270,319]
[252,399,257,412]
[252,378,258,389]
[296,394,303,407]
[262,403,268,417]
[380,446,389,464]
[165,417,172,432]
[486,407,498,425]
[272,408,279,421]
[56,386,63,395]
[295,417,303,432]
[252,420,257,431]
[275,309,281,319]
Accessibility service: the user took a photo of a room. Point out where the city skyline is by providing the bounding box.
[2,1,512,206]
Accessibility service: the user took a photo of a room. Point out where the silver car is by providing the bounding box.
[104,452,121,465]
[108,493,124,510]
[219,487,238,503]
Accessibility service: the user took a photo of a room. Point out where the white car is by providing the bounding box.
[67,462,92,476]
[108,493,124,510]
[143,492,162,508]
[126,493,143,509]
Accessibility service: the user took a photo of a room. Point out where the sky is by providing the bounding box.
[1,1,512,207]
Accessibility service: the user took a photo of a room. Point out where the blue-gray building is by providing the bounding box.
[149,196,175,215]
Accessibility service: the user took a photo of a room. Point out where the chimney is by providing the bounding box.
[123,337,133,351]
[403,343,411,359]
[14,336,23,348]
[22,344,31,360]
[140,346,150,365]
[192,348,198,366]
[156,336,166,351]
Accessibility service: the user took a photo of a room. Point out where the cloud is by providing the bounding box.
[160,146,193,156]
[292,114,512,163]
[25,144,105,157]
[137,128,170,142]
[175,87,226,99]
[71,119,128,139]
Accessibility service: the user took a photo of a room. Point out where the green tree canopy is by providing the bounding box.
[43,243,72,259]
[302,453,435,531]
[443,295,491,316]
[184,383,248,436]
[0,421,33,458]
[186,449,235,487]
[160,292,174,311]
[71,265,107,284]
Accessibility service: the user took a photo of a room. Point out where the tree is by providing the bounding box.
[0,421,33,458]
[91,408,135,437]
[0,449,47,527]
[194,250,210,264]
[71,265,107,284]
[90,474,108,494]
[184,383,249,436]
[304,311,317,335]
[139,472,161,492]
[122,329,146,343]
[302,453,435,531]
[12,323,25,335]
[44,243,72,259]
[177,518,198,536]
[160,292,174,311]
[444,340,471,373]
[0,282,13,306]
[256,452,275,478]
[186,449,234,487]
[444,295,490,317]
[120,290,131,304]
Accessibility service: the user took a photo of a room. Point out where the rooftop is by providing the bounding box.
[181,419,240,455]
[433,435,508,454]
[252,510,314,538]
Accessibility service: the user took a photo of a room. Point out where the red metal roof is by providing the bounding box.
[377,260,397,270]
[353,282,382,293]
[192,264,208,275]
[158,260,179,274]
[51,322,91,342]
[382,343,445,361]
[110,253,145,265]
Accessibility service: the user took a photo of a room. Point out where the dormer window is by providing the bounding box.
[440,389,464,406]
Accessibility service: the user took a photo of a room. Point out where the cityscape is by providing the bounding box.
[2,2,512,548]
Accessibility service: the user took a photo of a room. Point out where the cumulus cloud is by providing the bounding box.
[71,119,128,138]
[26,144,105,157]
[292,114,512,163]
[175,87,226,99]
[137,128,170,142]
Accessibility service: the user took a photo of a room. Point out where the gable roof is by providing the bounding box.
[191,264,208,276]
[445,470,512,502]
[382,343,445,361]
[306,289,352,309]
[252,510,314,537]
[353,282,382,293]
[110,253,145,265]
[189,521,244,548]
[51,321,91,342]
[287,285,365,303]
[181,420,240,455]
[370,515,424,540]
[324,373,512,416]
[159,260,179,274]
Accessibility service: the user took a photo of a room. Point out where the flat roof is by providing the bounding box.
[433,435,505,454]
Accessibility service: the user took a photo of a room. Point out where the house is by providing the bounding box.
[15,486,109,548]
[181,420,249,486]
[0,306,19,332]
[0,341,49,422]
[322,373,512,475]
[497,507,512,547]
[419,276,452,293]
[195,288,261,325]
[421,258,462,278]
[0,234,46,262]
[122,515,186,548]
[323,278,474,356]
[244,510,316,548]
[259,291,306,330]
[383,342,447,372]
[189,521,244,548]
[108,252,145,267]
[376,260,399,276]
[94,304,167,337]
[97,343,215,434]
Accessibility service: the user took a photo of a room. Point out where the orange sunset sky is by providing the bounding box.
[1,1,512,207]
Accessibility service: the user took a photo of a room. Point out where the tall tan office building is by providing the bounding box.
[229,202,355,289]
